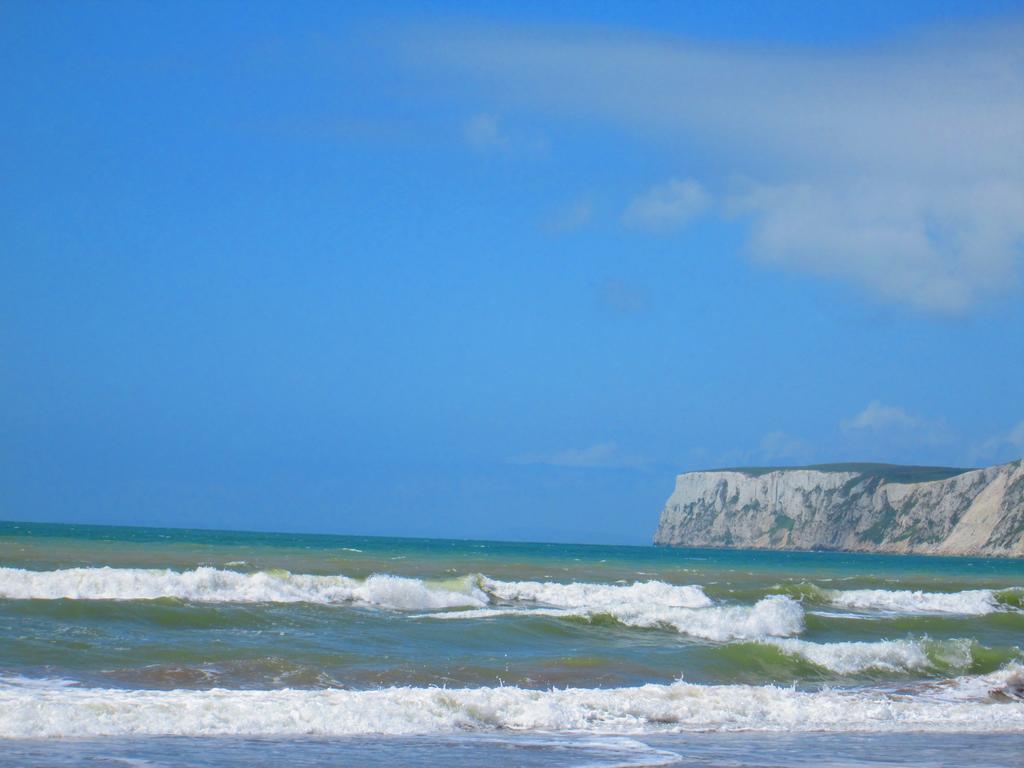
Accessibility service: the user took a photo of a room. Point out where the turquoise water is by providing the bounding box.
[1,520,1022,766]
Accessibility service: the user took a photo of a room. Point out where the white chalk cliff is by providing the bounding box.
[654,460,1024,557]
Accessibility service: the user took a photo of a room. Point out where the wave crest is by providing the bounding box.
[0,567,488,611]
[1,665,1021,738]
[430,577,803,642]
[764,637,979,675]
[0,568,806,640]
[777,582,1021,615]
[480,578,713,610]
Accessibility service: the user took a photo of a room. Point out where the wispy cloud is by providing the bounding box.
[730,179,1024,313]
[622,178,709,231]
[758,430,813,464]
[972,419,1024,463]
[694,430,815,469]
[464,112,508,150]
[599,279,650,314]
[509,441,648,469]
[415,21,1024,313]
[840,400,952,452]
[841,401,923,432]
[544,197,593,233]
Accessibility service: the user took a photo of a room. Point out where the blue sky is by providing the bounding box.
[2,1,1022,543]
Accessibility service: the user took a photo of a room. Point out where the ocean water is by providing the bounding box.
[1,521,1022,766]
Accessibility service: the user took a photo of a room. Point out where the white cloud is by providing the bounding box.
[840,401,952,452]
[622,178,709,231]
[841,401,922,432]
[973,419,1024,463]
[464,112,507,150]
[731,179,1024,313]
[509,441,648,469]
[417,21,1024,313]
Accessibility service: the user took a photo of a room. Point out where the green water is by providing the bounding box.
[0,520,1022,766]
[1,520,1022,689]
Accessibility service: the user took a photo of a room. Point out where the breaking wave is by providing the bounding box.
[0,567,488,611]
[8,568,1017,644]
[423,594,805,642]
[763,637,979,675]
[0,568,809,640]
[418,576,804,641]
[0,665,1021,738]
[479,577,713,610]
[778,583,1023,615]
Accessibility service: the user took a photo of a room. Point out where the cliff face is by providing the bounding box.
[653,460,1024,557]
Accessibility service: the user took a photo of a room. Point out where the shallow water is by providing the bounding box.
[2,733,1023,767]
[1,520,1021,765]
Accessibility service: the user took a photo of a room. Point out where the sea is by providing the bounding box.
[0,520,1022,767]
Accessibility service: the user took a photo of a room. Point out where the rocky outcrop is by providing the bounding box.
[653,460,1024,557]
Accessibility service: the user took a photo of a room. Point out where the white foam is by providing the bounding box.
[613,596,805,641]
[480,578,713,610]
[0,567,488,611]
[824,588,1001,615]
[356,574,488,611]
[766,637,975,675]
[425,579,804,641]
[0,569,803,640]
[1,666,1021,738]
[461,578,804,642]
